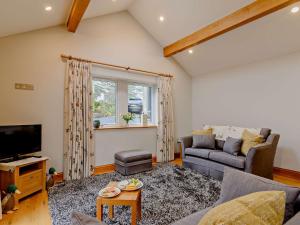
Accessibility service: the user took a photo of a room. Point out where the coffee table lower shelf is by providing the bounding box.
[96,182,142,225]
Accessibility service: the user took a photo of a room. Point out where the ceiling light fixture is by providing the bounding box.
[112,0,117,2]
[188,49,193,54]
[291,6,299,13]
[159,16,165,22]
[45,5,52,11]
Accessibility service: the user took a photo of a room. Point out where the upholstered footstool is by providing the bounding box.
[115,150,152,176]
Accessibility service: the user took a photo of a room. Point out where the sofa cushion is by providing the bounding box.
[185,148,218,159]
[209,151,245,169]
[71,212,106,225]
[114,150,152,163]
[171,207,211,225]
[260,128,271,140]
[192,135,215,149]
[192,128,212,136]
[218,167,300,222]
[223,137,242,156]
[241,129,264,156]
[199,191,285,225]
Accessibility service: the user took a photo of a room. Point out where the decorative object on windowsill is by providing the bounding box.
[121,113,135,126]
[142,113,148,126]
[1,184,21,214]
[93,120,101,129]
[46,167,58,191]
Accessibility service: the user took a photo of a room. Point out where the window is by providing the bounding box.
[93,79,117,125]
[92,77,156,127]
[128,84,153,124]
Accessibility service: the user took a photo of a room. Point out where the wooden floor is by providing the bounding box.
[1,159,299,225]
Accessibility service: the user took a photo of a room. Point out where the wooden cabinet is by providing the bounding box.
[0,157,48,205]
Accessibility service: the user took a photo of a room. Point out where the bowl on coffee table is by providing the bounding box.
[117,178,143,191]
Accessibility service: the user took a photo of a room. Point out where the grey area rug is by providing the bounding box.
[48,164,221,225]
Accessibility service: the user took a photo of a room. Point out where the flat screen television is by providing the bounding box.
[0,124,42,161]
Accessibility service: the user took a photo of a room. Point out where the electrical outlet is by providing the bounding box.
[15,83,34,90]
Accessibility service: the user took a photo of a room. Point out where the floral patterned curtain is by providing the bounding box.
[157,77,175,162]
[63,60,95,180]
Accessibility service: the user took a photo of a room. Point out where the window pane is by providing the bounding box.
[128,84,153,124]
[93,79,117,125]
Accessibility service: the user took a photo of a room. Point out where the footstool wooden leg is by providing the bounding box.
[132,203,137,225]
[108,205,114,219]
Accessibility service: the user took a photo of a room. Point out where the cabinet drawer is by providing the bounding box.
[19,170,43,194]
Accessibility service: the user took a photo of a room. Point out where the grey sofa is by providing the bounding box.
[172,167,300,225]
[71,167,300,225]
[179,128,280,180]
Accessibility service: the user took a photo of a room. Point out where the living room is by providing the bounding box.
[0,0,300,225]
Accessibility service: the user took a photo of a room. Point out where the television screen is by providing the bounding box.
[0,124,41,160]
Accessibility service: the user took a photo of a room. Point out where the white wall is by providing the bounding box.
[192,52,300,171]
[0,11,192,172]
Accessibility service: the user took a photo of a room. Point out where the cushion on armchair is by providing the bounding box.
[218,167,300,222]
[199,191,286,225]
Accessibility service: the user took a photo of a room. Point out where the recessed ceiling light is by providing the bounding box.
[188,49,193,54]
[291,6,299,13]
[159,16,165,22]
[45,6,52,11]
[112,0,117,2]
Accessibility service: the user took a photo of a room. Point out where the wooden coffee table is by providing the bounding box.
[96,182,142,225]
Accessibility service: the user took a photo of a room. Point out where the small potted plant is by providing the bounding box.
[121,113,135,126]
[93,120,101,129]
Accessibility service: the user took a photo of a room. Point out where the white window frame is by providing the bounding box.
[128,82,156,124]
[92,76,157,126]
[92,77,118,125]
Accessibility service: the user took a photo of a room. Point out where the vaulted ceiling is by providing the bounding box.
[1,0,300,76]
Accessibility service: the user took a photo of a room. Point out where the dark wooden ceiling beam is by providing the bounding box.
[164,0,300,57]
[67,0,90,32]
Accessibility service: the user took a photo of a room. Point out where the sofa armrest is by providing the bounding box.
[284,212,300,225]
[244,142,275,179]
[178,136,193,158]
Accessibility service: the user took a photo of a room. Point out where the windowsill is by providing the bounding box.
[94,124,158,131]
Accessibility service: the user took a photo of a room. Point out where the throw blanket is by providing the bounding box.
[203,125,261,141]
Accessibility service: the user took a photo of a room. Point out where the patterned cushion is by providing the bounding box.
[203,125,261,141]
[198,191,286,225]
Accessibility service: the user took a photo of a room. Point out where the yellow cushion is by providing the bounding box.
[198,191,286,225]
[192,128,213,136]
[241,129,264,155]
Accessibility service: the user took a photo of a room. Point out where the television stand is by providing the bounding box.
[0,155,41,163]
[0,157,48,205]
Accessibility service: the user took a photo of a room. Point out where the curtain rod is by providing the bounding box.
[61,54,173,78]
